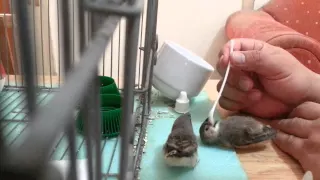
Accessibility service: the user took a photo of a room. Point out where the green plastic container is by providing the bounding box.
[99,76,120,95]
[76,94,122,138]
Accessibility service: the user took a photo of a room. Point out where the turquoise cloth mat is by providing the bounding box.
[140,91,248,180]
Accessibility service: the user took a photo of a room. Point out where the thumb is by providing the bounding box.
[229,48,294,78]
[289,101,320,120]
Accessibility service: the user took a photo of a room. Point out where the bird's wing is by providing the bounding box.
[164,129,198,156]
[223,116,277,146]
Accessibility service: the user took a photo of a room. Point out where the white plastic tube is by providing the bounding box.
[208,40,234,123]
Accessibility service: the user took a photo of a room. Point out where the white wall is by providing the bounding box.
[26,0,56,78]
[157,0,268,58]
[157,0,242,59]
[48,0,59,77]
[46,0,270,86]
[49,0,78,79]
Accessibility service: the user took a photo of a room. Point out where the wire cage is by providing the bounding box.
[0,0,158,179]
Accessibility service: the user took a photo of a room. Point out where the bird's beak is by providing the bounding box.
[207,119,218,127]
[213,120,218,127]
[207,118,216,126]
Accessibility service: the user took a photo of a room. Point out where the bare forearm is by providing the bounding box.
[307,72,320,104]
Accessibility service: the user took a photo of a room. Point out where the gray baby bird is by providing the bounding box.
[199,115,277,148]
[163,112,198,168]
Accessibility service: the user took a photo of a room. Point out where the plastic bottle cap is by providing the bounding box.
[174,91,190,113]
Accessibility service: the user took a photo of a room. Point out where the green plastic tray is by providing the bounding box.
[76,94,122,138]
[99,76,120,95]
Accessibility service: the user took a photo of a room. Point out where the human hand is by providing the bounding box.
[267,101,320,180]
[216,38,315,118]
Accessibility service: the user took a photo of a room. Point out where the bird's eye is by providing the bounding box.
[205,127,209,131]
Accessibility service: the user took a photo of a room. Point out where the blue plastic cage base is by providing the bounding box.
[0,89,143,178]
[139,90,248,180]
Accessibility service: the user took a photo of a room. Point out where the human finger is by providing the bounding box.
[219,96,244,111]
[217,38,256,76]
[273,131,305,160]
[218,38,269,66]
[269,118,312,138]
[217,81,261,104]
[216,55,227,76]
[216,68,254,92]
[218,38,252,63]
[240,93,291,119]
[217,81,262,104]
[217,38,247,76]
[289,102,320,120]
[226,39,298,78]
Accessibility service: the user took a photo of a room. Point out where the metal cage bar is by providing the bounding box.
[15,0,37,117]
[133,0,158,175]
[0,0,158,179]
[60,1,78,180]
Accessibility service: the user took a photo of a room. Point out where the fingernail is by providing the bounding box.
[231,52,245,64]
[220,55,226,65]
[239,77,252,91]
[273,130,283,140]
[218,55,224,64]
[271,132,278,141]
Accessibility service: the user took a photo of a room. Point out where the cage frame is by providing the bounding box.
[0,0,158,179]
